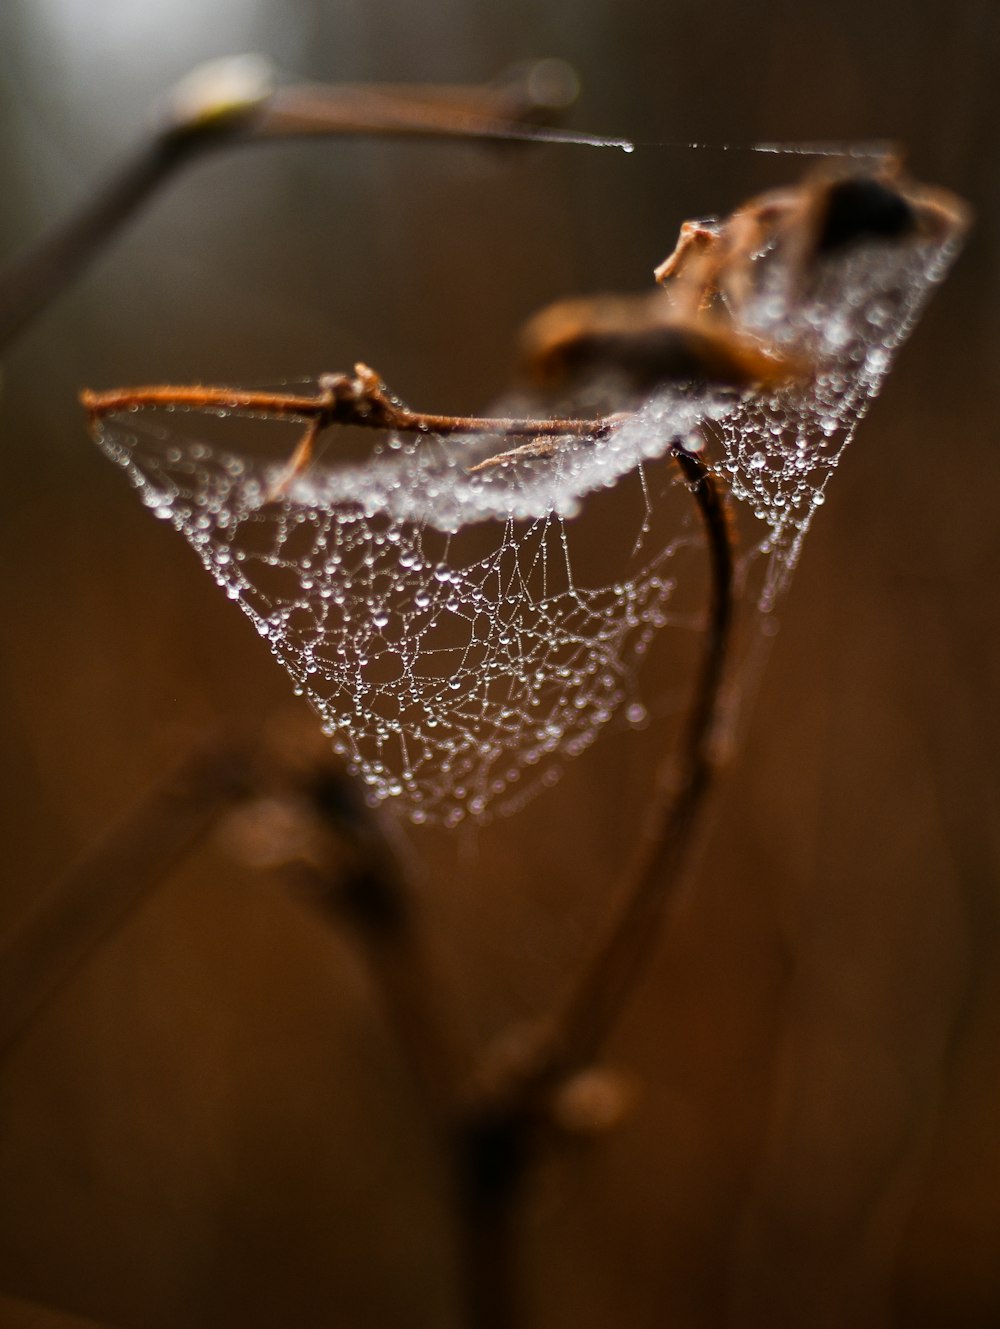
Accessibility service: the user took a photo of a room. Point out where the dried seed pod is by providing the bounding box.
[518,290,804,396]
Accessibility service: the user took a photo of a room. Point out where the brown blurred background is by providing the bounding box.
[0,1,998,1326]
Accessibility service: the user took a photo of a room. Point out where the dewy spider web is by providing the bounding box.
[90,181,964,826]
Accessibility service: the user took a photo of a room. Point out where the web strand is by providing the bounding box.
[87,170,967,824]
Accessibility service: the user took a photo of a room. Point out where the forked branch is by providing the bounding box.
[0,57,615,350]
[82,368,737,1329]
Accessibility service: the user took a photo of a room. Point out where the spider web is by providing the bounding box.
[90,204,963,825]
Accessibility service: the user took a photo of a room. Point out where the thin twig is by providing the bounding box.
[81,372,614,442]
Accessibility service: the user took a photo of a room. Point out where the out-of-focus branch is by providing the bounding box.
[0,718,467,1128]
[283,755,467,1119]
[0,740,256,1059]
[253,59,583,142]
[0,55,597,351]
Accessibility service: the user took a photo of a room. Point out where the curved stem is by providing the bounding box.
[545,446,734,1072]
[452,442,736,1329]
